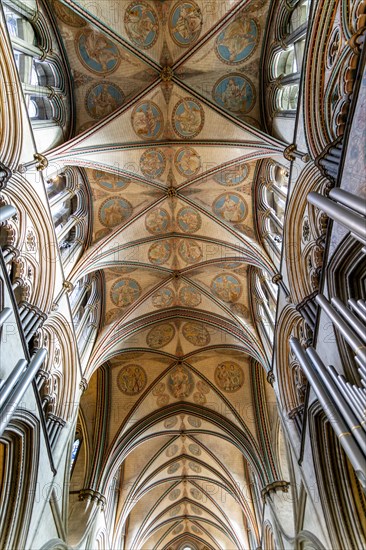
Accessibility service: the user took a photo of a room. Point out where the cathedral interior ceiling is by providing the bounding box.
[51,0,282,546]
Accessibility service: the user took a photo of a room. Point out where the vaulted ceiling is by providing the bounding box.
[52,1,288,547]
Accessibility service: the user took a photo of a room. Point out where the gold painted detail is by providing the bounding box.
[161,66,173,82]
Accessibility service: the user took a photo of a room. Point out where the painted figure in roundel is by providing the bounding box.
[193,392,206,405]
[54,0,86,27]
[189,461,201,474]
[215,17,259,64]
[167,462,180,474]
[177,207,201,233]
[175,147,201,177]
[182,321,210,346]
[215,361,244,392]
[131,101,163,140]
[145,208,170,234]
[99,197,132,227]
[189,443,201,456]
[85,82,124,119]
[166,444,179,457]
[188,416,201,428]
[179,285,201,307]
[167,364,194,398]
[110,278,141,307]
[152,287,175,308]
[93,170,130,191]
[169,489,181,501]
[178,240,203,264]
[213,163,249,186]
[140,149,166,178]
[148,241,172,265]
[190,487,202,502]
[172,98,204,138]
[77,30,120,74]
[213,74,256,115]
[164,416,178,428]
[117,364,147,395]
[146,323,175,348]
[191,503,203,514]
[170,505,181,517]
[94,228,110,243]
[211,273,242,303]
[169,1,202,46]
[124,2,159,49]
[213,192,247,222]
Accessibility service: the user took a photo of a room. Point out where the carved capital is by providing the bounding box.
[0,162,12,190]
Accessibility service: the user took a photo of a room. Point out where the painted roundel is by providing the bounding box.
[172,98,204,139]
[117,364,147,395]
[167,365,194,398]
[215,17,259,65]
[124,2,159,49]
[177,207,201,233]
[213,74,256,115]
[178,240,203,264]
[76,30,120,74]
[131,101,163,140]
[99,197,132,227]
[211,273,242,303]
[148,241,172,265]
[179,285,201,307]
[54,0,86,27]
[214,163,249,186]
[151,287,175,308]
[175,147,201,177]
[182,321,210,346]
[110,278,141,307]
[215,361,244,392]
[93,170,130,191]
[213,193,247,222]
[145,208,170,234]
[169,1,203,46]
[146,323,176,349]
[85,82,124,120]
[140,149,166,178]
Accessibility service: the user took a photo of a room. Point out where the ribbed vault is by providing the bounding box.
[57,1,287,547]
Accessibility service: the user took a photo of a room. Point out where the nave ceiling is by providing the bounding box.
[48,1,288,548]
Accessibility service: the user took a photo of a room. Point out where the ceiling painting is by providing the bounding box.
[59,0,287,546]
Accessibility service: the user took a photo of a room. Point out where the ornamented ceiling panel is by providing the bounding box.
[57,0,285,547]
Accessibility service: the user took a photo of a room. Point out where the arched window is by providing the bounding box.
[70,274,101,362]
[70,438,81,471]
[4,0,70,150]
[46,168,89,268]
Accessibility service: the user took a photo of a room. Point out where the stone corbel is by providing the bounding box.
[78,489,106,511]
[261,480,290,503]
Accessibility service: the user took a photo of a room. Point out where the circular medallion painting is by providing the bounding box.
[169,1,203,46]
[170,505,181,517]
[77,30,120,74]
[213,193,247,222]
[93,170,130,191]
[166,444,179,457]
[164,416,178,428]
[110,278,141,307]
[175,147,201,177]
[211,273,241,303]
[157,394,169,406]
[104,308,121,324]
[172,98,204,139]
[177,207,201,233]
[146,323,175,348]
[179,285,201,307]
[145,208,170,234]
[117,364,147,395]
[54,0,86,27]
[188,443,201,456]
[167,365,194,398]
[167,462,180,474]
[193,392,206,404]
[169,488,181,501]
[196,380,210,394]
[94,228,110,242]
[148,241,172,265]
[215,17,259,65]
[140,149,166,178]
[173,524,184,534]
[213,74,256,115]
[182,321,210,346]
[191,503,203,514]
[85,82,124,119]
[99,197,132,227]
[213,163,249,186]
[152,287,175,308]
[189,461,201,473]
[215,361,244,392]
[188,416,201,428]
[178,240,203,264]
[132,101,163,140]
[153,382,166,396]
[190,487,202,500]
[124,2,159,49]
